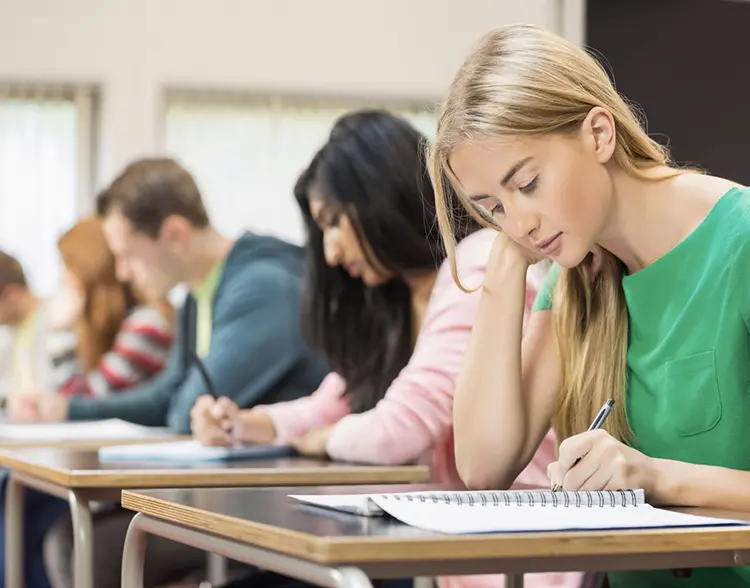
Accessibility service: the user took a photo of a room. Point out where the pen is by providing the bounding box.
[552,398,614,492]
[189,350,236,443]
[189,349,218,398]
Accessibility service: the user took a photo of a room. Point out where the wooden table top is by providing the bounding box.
[0,448,430,488]
[121,485,750,569]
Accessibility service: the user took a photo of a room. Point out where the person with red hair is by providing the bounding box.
[47,216,174,399]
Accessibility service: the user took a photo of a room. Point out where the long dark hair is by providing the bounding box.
[296,109,478,413]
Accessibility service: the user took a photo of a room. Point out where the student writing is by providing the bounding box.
[431,24,750,588]
[192,110,581,588]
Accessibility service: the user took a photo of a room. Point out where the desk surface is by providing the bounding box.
[0,449,430,488]
[121,486,750,574]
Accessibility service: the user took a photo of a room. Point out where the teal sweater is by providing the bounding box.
[67,233,328,433]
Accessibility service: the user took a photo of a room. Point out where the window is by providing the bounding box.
[162,93,436,245]
[0,86,96,296]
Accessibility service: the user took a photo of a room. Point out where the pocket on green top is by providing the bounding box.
[664,350,722,436]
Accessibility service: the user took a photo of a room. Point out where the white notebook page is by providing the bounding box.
[290,490,746,534]
[98,439,295,462]
[370,495,743,534]
[0,419,164,442]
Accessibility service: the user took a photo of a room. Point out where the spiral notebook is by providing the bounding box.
[289,489,747,534]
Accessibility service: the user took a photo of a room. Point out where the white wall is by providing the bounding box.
[0,0,584,187]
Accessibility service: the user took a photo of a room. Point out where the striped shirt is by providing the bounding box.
[48,305,173,399]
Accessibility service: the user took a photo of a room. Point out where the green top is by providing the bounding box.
[533,186,750,588]
[191,259,226,359]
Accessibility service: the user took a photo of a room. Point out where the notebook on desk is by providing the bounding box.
[289,489,748,534]
[98,439,297,463]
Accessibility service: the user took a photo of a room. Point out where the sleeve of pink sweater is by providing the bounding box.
[325,230,498,465]
[259,372,351,442]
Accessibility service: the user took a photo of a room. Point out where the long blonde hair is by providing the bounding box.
[430,25,688,444]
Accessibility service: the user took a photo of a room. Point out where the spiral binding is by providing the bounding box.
[382,489,641,508]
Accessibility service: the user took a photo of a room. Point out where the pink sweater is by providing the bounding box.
[261,232,582,588]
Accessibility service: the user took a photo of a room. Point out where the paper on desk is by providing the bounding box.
[0,419,165,441]
[98,439,297,462]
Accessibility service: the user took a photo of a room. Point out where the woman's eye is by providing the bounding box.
[318,212,340,229]
[490,202,505,216]
[519,177,538,194]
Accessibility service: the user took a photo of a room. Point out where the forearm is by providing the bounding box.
[653,458,750,511]
[453,254,529,489]
[239,410,278,444]
[67,382,170,427]
[259,374,349,443]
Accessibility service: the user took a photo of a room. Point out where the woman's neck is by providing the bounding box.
[596,168,733,275]
[405,271,438,343]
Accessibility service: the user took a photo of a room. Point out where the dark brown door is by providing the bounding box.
[587,0,750,184]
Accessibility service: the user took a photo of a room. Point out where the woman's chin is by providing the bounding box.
[551,250,590,269]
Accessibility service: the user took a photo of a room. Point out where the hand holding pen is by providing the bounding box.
[550,399,613,492]
[547,398,661,497]
[188,350,239,446]
[188,350,277,446]
[190,395,239,446]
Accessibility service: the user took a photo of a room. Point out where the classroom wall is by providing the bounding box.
[587,0,750,185]
[0,0,584,186]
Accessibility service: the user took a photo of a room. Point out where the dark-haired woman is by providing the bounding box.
[193,110,580,588]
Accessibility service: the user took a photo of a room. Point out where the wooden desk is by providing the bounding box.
[0,449,429,588]
[121,485,750,588]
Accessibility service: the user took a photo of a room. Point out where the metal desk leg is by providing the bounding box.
[5,475,25,588]
[329,568,373,588]
[122,513,374,588]
[122,514,148,588]
[67,490,94,588]
[506,574,524,588]
[207,552,229,585]
[413,578,434,588]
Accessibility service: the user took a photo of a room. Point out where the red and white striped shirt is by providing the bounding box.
[48,305,173,398]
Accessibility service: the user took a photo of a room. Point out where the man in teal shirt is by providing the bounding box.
[27,157,328,432]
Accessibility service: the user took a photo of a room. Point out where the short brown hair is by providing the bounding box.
[97,158,210,238]
[0,250,27,294]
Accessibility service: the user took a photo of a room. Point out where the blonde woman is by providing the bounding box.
[431,24,749,588]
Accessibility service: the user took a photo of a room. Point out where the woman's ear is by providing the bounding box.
[582,107,616,165]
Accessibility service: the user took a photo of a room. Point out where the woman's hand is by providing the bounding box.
[289,425,334,458]
[191,396,277,446]
[190,395,242,446]
[7,393,68,423]
[489,231,548,269]
[548,429,660,497]
[49,286,84,330]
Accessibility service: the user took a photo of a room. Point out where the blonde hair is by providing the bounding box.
[431,24,688,444]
